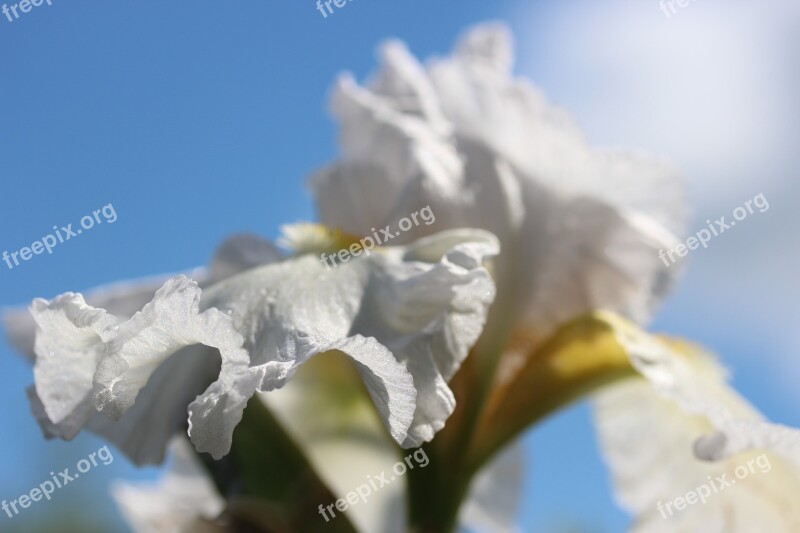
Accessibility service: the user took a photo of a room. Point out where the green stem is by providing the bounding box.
[406,441,470,533]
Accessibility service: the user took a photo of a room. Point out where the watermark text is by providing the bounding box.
[657,453,771,519]
[3,203,118,271]
[659,193,768,267]
[318,448,429,522]
[320,205,435,269]
[2,445,114,520]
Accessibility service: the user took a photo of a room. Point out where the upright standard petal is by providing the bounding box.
[311,22,686,340]
[427,24,685,236]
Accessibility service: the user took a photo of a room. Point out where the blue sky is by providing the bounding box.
[1,1,798,531]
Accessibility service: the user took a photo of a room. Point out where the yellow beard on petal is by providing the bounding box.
[278,222,366,256]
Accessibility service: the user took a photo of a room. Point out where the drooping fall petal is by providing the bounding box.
[20,229,498,463]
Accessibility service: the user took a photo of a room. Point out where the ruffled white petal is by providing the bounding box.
[92,277,247,420]
[29,276,250,464]
[4,234,286,464]
[23,229,496,462]
[86,345,222,465]
[201,229,499,448]
[19,280,223,464]
[4,274,181,362]
[31,293,120,433]
[4,234,277,362]
[112,438,225,533]
[312,72,466,242]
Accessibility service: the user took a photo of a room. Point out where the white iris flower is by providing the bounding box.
[309,22,800,531]
[5,21,799,533]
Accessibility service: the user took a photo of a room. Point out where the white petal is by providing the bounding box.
[30,293,120,431]
[368,40,451,136]
[429,24,686,236]
[3,233,275,362]
[22,284,222,464]
[370,231,501,446]
[92,277,247,419]
[199,258,415,447]
[113,438,225,533]
[87,277,255,462]
[312,73,465,242]
[29,276,251,464]
[201,229,499,447]
[314,59,525,279]
[430,24,686,328]
[331,74,462,196]
[87,345,222,465]
[23,229,496,461]
[595,377,800,532]
[606,313,800,464]
[4,274,179,361]
[517,192,681,331]
[6,235,283,464]
[313,22,686,337]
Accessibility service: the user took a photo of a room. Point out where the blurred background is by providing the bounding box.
[0,0,798,531]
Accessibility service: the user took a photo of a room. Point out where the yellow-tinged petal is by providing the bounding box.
[465,312,638,471]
